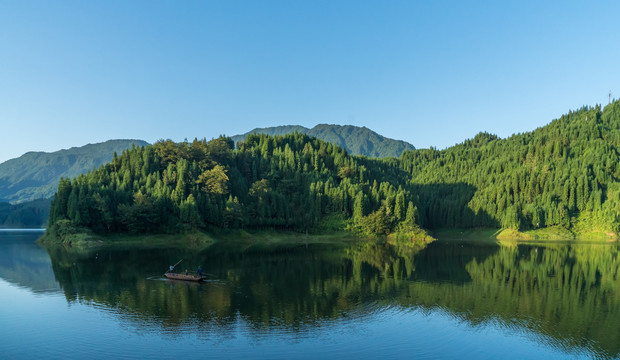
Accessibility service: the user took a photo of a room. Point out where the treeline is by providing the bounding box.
[48,99,620,237]
[400,100,620,233]
[0,199,49,228]
[47,133,420,237]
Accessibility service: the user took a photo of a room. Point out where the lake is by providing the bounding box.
[1,230,619,359]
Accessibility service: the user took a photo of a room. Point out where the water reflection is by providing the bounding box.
[1,232,619,358]
[0,230,59,292]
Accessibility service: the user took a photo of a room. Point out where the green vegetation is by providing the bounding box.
[400,101,620,239]
[46,133,427,242]
[45,99,620,242]
[434,225,613,243]
[230,124,416,158]
[0,139,148,204]
[38,224,355,250]
[431,228,501,241]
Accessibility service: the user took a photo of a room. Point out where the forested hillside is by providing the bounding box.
[231,124,415,158]
[47,134,421,238]
[47,100,620,240]
[401,101,620,234]
[0,139,149,204]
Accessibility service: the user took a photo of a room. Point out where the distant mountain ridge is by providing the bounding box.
[0,126,414,227]
[0,199,49,228]
[0,126,413,206]
[230,124,415,158]
[0,139,149,204]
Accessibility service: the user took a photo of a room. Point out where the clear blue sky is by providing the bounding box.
[1,1,619,163]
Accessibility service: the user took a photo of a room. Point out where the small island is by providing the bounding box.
[40,133,432,246]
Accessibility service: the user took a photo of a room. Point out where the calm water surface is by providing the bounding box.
[1,230,619,359]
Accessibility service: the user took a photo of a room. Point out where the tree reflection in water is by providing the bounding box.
[43,239,620,357]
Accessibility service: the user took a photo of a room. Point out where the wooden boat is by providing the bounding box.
[164,272,205,282]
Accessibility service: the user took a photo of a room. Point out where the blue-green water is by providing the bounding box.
[1,230,619,359]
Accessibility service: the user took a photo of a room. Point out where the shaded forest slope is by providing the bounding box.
[401,100,620,234]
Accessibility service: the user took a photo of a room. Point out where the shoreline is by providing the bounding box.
[36,225,617,248]
[0,228,46,232]
[36,228,363,248]
[432,227,617,243]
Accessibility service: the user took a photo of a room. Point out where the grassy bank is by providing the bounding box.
[37,226,361,250]
[40,214,614,249]
[432,226,617,243]
[496,227,617,242]
[387,227,435,245]
[39,213,435,248]
[37,228,217,249]
[431,228,500,242]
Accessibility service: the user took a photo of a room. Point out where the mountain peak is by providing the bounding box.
[231,124,414,158]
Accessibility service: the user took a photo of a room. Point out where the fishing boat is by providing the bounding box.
[164,272,205,282]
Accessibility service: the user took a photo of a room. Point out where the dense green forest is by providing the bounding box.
[47,133,421,238]
[230,124,416,158]
[2,124,410,228]
[47,100,620,239]
[401,101,620,234]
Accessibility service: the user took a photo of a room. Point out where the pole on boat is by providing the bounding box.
[164,259,183,276]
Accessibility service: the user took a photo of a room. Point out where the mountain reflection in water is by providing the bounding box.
[1,231,619,358]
